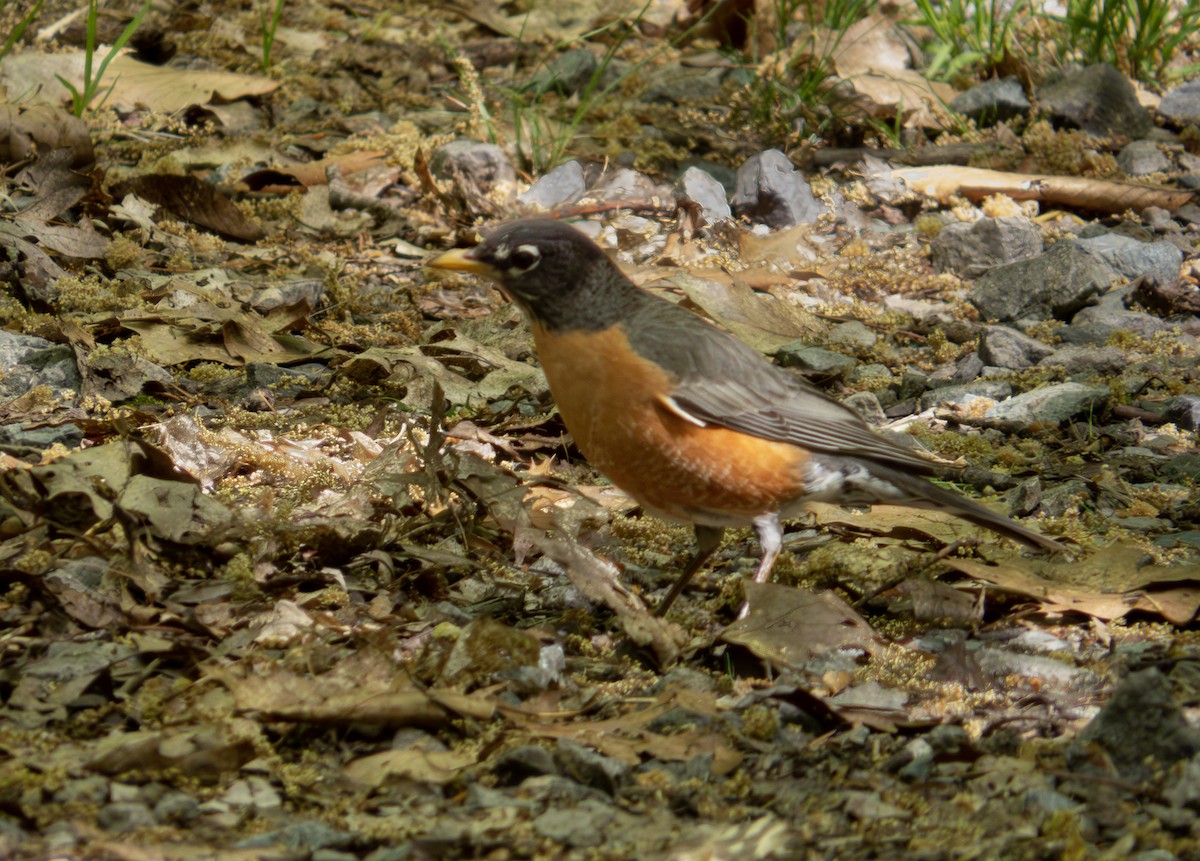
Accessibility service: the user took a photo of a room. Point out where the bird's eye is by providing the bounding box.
[509,245,541,273]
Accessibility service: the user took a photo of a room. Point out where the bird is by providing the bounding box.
[428,219,1061,616]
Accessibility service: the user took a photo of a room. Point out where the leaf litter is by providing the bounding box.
[0,1,1197,859]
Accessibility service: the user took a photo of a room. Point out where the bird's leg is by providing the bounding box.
[655,525,724,617]
[737,513,783,619]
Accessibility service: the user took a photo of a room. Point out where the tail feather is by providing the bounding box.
[881,468,1063,553]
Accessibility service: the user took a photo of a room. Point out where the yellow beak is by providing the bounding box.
[427,248,497,278]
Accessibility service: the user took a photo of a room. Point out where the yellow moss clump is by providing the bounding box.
[51,274,148,314]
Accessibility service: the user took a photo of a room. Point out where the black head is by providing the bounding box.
[428,220,638,331]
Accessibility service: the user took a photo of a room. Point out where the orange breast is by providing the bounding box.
[531,322,809,524]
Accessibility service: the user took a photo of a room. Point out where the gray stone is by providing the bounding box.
[1164,395,1200,431]
[896,370,928,399]
[1160,453,1200,483]
[1058,305,1167,344]
[54,776,109,804]
[1118,140,1171,176]
[154,791,199,822]
[1159,78,1200,125]
[679,158,737,193]
[587,167,669,201]
[97,802,157,833]
[1072,234,1183,286]
[930,216,1043,277]
[644,65,727,105]
[1037,63,1153,137]
[532,801,616,845]
[526,48,597,96]
[984,382,1110,424]
[775,344,856,377]
[1076,669,1200,780]
[826,320,876,351]
[676,167,731,224]
[0,329,82,401]
[842,391,887,425]
[1037,344,1125,377]
[1036,479,1091,517]
[971,241,1117,322]
[919,381,1012,411]
[927,353,985,387]
[731,150,826,229]
[430,140,515,196]
[846,363,892,388]
[554,738,630,795]
[979,325,1055,370]
[950,76,1030,126]
[518,161,586,209]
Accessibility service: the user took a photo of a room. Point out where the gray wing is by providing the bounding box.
[625,294,937,474]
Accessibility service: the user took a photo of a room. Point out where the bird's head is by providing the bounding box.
[428,219,632,331]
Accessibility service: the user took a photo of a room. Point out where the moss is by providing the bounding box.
[51,273,149,314]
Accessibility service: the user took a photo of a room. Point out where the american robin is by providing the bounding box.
[429,219,1061,616]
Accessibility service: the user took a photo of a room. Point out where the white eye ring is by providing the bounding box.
[508,244,541,274]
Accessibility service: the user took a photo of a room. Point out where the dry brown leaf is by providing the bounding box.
[1,51,279,112]
[723,582,880,669]
[663,272,823,353]
[344,748,475,787]
[241,149,391,191]
[0,103,93,167]
[944,544,1200,623]
[114,174,265,242]
[533,529,687,666]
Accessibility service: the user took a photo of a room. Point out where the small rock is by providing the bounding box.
[518,161,586,209]
[1058,304,1167,344]
[731,150,826,229]
[1159,78,1200,126]
[949,76,1030,126]
[827,320,877,351]
[919,381,1012,411]
[532,801,616,846]
[1160,453,1200,483]
[1072,234,1183,286]
[930,216,1043,277]
[586,167,670,201]
[842,391,887,425]
[971,241,1117,323]
[1037,344,1125,378]
[983,382,1110,424]
[525,48,597,96]
[679,158,737,193]
[979,325,1056,370]
[896,370,928,399]
[1164,395,1200,431]
[0,330,82,401]
[54,776,109,804]
[1037,63,1153,137]
[644,64,727,105]
[154,790,199,822]
[846,363,892,388]
[495,745,558,785]
[775,344,856,378]
[554,739,629,795]
[1035,479,1091,517]
[1118,140,1171,176]
[430,139,516,198]
[677,166,731,224]
[1075,669,1200,780]
[927,353,985,387]
[97,802,157,833]
[1023,788,1077,814]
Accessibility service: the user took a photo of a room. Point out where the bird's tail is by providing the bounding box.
[878,467,1064,553]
